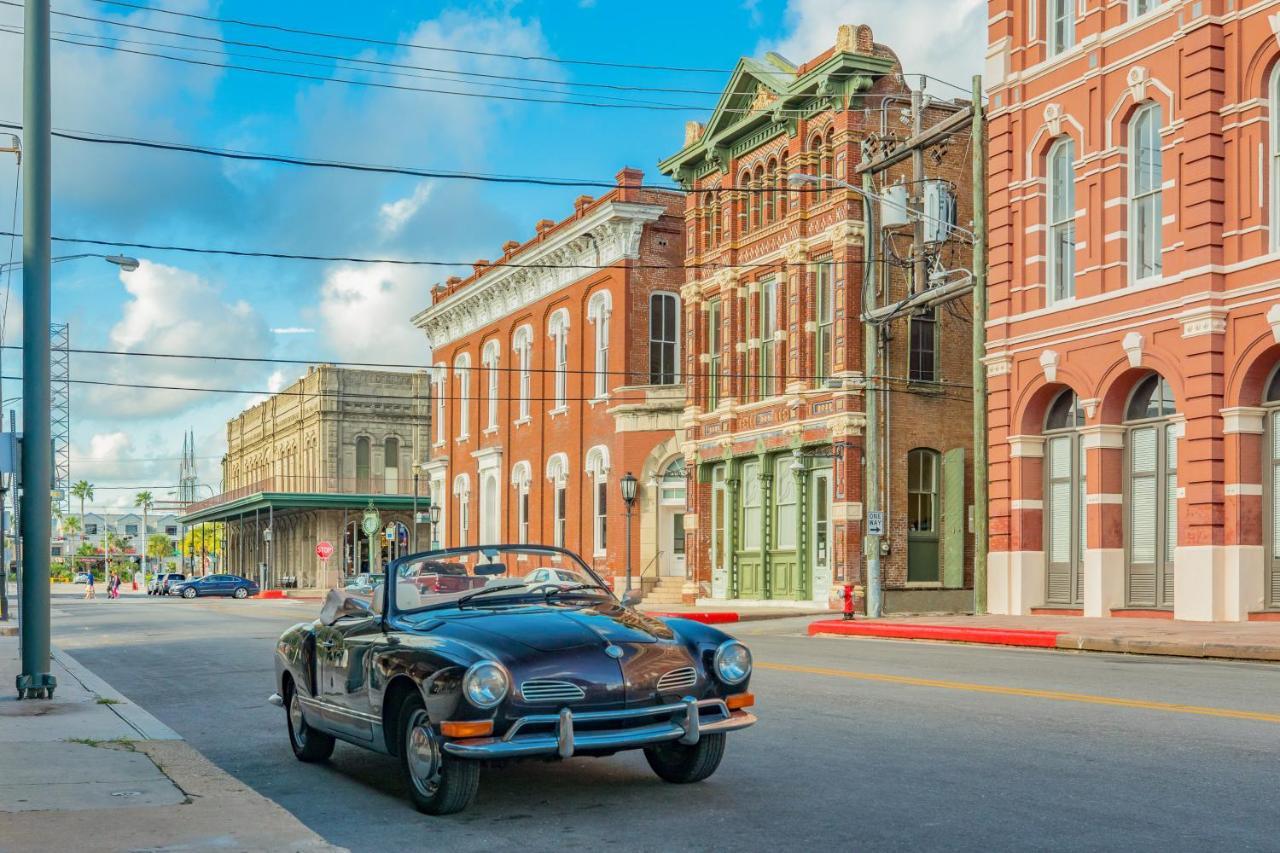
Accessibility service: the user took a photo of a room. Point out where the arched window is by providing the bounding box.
[482,340,500,431]
[454,353,471,437]
[741,460,762,550]
[355,436,371,492]
[710,190,722,247]
[1047,137,1076,303]
[737,170,751,233]
[547,453,569,547]
[1044,390,1085,605]
[585,445,610,555]
[1271,63,1280,251]
[821,128,835,197]
[1045,388,1085,431]
[432,364,446,445]
[1130,102,1163,283]
[1124,372,1177,607]
[512,325,532,421]
[649,293,679,385]
[751,165,764,230]
[480,471,499,545]
[701,191,714,251]
[764,159,778,224]
[777,152,789,218]
[774,456,797,549]
[548,309,570,410]
[808,134,824,201]
[384,436,399,494]
[511,461,531,544]
[588,290,612,399]
[453,473,471,548]
[1047,0,1073,56]
[907,448,940,533]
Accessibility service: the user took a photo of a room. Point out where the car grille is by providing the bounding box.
[656,666,698,693]
[520,679,586,703]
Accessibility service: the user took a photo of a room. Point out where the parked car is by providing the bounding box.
[170,574,259,599]
[342,573,384,595]
[149,572,186,596]
[270,544,756,815]
[521,567,590,588]
[400,560,487,595]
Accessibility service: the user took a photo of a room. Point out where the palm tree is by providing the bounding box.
[71,480,94,556]
[63,515,82,572]
[135,490,154,580]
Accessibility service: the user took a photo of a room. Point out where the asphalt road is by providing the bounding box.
[49,593,1280,852]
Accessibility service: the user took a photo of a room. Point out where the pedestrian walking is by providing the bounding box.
[83,570,96,600]
[108,571,120,600]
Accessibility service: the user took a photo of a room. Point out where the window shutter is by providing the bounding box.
[941,448,966,588]
[1077,438,1087,604]
[1163,424,1178,605]
[1128,427,1158,606]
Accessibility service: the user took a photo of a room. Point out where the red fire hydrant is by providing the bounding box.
[841,583,855,620]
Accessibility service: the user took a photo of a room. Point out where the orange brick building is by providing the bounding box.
[660,26,975,610]
[985,0,1280,620]
[412,171,688,591]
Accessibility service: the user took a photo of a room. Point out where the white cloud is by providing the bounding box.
[379,181,434,238]
[266,369,289,393]
[762,0,986,92]
[317,264,428,364]
[84,260,273,418]
[270,327,315,335]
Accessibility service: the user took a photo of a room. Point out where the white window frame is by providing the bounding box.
[585,445,610,556]
[1271,63,1280,251]
[648,292,680,385]
[741,461,762,550]
[1047,137,1076,304]
[511,461,531,545]
[1129,0,1159,19]
[432,363,446,446]
[588,290,612,400]
[1129,102,1163,285]
[512,325,532,422]
[482,340,500,432]
[548,309,570,412]
[452,473,470,548]
[1047,0,1073,56]
[547,452,569,547]
[759,277,778,398]
[815,258,835,384]
[454,353,471,439]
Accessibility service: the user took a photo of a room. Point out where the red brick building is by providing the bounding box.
[659,25,975,610]
[412,171,687,593]
[985,0,1280,620]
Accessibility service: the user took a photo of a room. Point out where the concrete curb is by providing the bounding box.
[51,646,182,741]
[808,620,1062,648]
[648,610,827,624]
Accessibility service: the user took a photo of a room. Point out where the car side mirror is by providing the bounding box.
[336,595,372,620]
[621,589,641,608]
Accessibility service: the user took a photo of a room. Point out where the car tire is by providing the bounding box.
[182,587,197,599]
[285,680,335,762]
[233,587,248,599]
[397,692,479,815]
[644,733,726,784]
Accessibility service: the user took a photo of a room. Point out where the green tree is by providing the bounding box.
[63,514,81,539]
[70,480,94,554]
[134,490,155,576]
[146,532,172,561]
[181,523,222,573]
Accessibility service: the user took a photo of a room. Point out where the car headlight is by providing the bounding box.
[462,660,509,709]
[713,640,752,685]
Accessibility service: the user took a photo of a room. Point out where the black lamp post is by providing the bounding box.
[428,503,441,550]
[620,472,638,593]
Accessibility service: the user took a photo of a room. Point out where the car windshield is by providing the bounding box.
[390,545,614,615]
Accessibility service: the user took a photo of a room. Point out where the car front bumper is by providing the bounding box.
[441,698,756,760]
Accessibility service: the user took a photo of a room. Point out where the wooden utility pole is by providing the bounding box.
[971,75,990,613]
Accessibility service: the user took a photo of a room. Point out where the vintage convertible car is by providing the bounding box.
[269,544,756,815]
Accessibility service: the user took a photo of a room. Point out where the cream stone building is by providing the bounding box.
[180,365,431,588]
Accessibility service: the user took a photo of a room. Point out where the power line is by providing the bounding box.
[85,0,734,74]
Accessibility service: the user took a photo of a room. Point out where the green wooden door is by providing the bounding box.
[737,460,764,598]
[941,448,966,588]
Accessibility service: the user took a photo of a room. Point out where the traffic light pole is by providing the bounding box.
[17,0,55,699]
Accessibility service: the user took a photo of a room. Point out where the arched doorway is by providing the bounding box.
[1264,367,1280,606]
[1044,389,1086,606]
[1124,373,1178,608]
[657,458,687,577]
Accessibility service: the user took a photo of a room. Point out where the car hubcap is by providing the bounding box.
[405,710,440,797]
[289,693,306,744]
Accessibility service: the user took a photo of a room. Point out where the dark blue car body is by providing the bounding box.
[171,574,259,599]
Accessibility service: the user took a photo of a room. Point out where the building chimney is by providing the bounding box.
[616,167,644,201]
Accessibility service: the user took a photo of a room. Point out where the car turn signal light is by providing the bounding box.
[441,720,494,738]
[726,692,755,710]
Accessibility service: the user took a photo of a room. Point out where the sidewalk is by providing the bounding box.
[808,614,1280,662]
[0,635,343,852]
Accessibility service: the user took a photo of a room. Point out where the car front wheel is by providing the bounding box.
[233,587,248,599]
[644,733,726,784]
[182,587,197,599]
[398,692,479,815]
[285,680,334,762]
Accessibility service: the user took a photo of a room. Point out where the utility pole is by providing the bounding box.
[910,79,926,295]
[971,74,990,613]
[17,0,55,699]
[862,167,883,618]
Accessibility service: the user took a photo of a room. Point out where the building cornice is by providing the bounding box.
[411,201,667,351]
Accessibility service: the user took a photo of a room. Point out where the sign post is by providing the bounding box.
[360,503,381,576]
[315,540,334,588]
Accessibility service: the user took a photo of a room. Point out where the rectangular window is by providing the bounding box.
[594,316,609,398]
[1047,0,1073,56]
[554,331,567,408]
[486,361,498,430]
[1131,104,1163,282]
[759,278,777,398]
[165,526,177,537]
[1048,139,1076,302]
[459,498,470,548]
[741,461,762,550]
[1130,0,1156,17]
[909,309,938,383]
[554,485,567,547]
[519,489,530,544]
[434,375,446,444]
[649,293,679,385]
[518,342,531,420]
[774,457,796,549]
[457,367,470,436]
[125,524,138,536]
[908,451,938,533]
[707,298,721,409]
[814,258,834,385]
[594,480,607,554]
[86,524,98,535]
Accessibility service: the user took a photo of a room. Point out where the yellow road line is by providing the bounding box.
[757,661,1280,724]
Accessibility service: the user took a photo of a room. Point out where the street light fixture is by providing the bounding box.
[428,503,441,550]
[0,253,141,275]
[620,472,638,593]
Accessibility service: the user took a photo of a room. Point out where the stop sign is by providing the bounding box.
[315,540,334,560]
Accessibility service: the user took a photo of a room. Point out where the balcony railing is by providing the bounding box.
[183,475,425,515]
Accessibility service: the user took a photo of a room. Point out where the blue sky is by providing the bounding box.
[0,0,985,510]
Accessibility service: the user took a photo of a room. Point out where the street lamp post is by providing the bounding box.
[620,472,638,594]
[429,503,440,550]
[411,472,419,553]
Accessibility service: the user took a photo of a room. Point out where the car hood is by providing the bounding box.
[440,604,676,652]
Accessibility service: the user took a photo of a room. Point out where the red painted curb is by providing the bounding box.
[647,611,741,624]
[807,620,1062,648]
[254,590,286,599]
